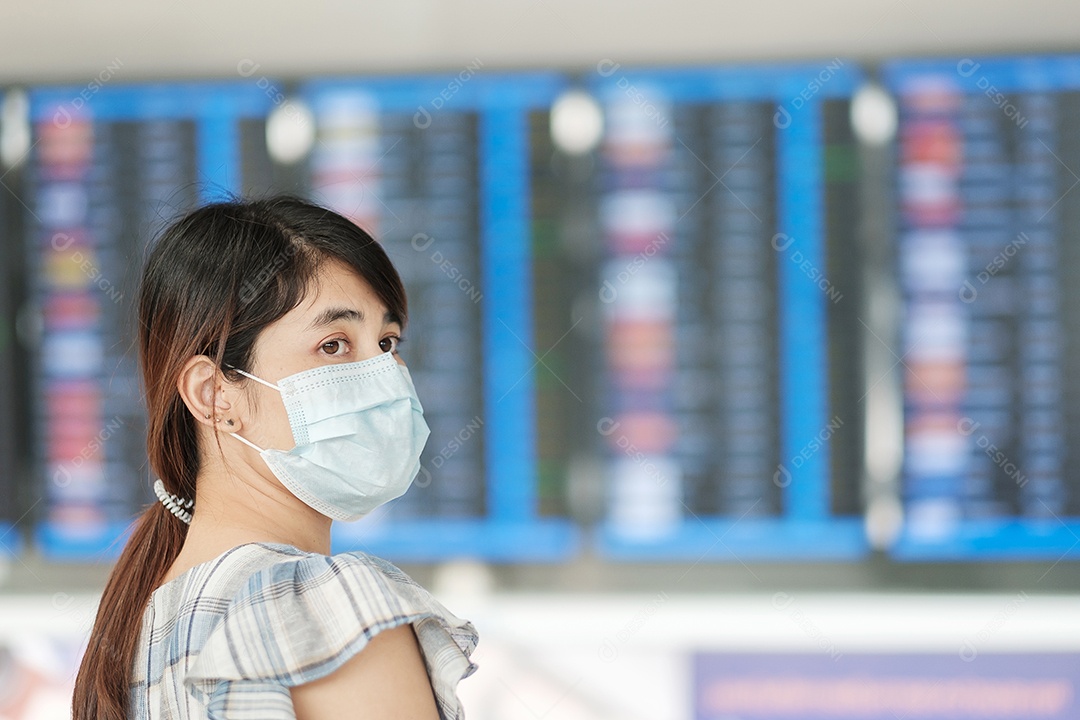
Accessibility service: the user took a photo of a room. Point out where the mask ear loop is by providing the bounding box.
[226,365,282,392]
[229,431,267,453]
[222,365,280,453]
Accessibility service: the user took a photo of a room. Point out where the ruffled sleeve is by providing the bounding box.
[184,550,480,720]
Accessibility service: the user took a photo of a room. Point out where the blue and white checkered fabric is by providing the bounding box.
[129,541,479,719]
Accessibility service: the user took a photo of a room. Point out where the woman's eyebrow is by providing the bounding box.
[307,306,364,330]
[307,306,401,330]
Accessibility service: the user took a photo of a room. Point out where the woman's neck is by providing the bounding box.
[158,462,333,586]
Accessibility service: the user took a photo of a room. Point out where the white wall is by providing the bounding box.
[1,1,1079,84]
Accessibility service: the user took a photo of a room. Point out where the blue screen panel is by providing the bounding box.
[300,72,579,561]
[884,55,1080,560]
[26,81,278,559]
[586,61,869,560]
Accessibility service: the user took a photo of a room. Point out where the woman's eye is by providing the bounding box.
[321,339,349,356]
[379,335,401,354]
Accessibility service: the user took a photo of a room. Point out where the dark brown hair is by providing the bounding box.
[71,194,408,719]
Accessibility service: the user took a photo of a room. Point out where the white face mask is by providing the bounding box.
[227,350,431,521]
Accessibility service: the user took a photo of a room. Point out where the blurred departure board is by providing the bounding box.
[25,82,275,558]
[21,58,1080,565]
[885,55,1080,560]
[299,73,579,561]
[0,90,22,555]
[588,63,868,559]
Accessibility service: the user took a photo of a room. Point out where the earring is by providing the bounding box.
[204,412,211,419]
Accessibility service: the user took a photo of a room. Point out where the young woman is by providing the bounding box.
[71,195,479,719]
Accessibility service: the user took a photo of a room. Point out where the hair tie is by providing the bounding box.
[153,479,194,525]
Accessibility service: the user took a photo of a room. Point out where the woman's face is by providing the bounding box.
[229,259,405,453]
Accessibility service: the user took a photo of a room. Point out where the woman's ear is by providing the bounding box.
[177,355,220,428]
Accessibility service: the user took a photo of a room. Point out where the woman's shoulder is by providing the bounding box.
[178,543,479,719]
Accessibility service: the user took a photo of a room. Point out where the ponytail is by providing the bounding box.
[72,501,188,719]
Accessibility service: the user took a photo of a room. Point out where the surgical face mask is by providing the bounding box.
[227,350,430,521]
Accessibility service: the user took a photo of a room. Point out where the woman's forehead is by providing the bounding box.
[285,263,392,329]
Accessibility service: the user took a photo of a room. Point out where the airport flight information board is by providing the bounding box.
[298,73,579,561]
[25,82,278,559]
[885,55,1080,560]
[588,62,869,559]
[17,57,1080,565]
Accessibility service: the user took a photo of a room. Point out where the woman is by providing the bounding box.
[71,195,479,719]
